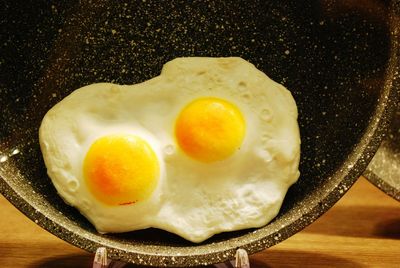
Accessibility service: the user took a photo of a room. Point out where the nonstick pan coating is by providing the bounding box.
[0,1,399,266]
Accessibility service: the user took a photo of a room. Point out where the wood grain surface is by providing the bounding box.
[1,177,399,268]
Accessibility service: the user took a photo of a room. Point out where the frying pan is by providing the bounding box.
[1,0,399,267]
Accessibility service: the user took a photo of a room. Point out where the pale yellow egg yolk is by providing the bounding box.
[83,134,159,206]
[175,97,245,163]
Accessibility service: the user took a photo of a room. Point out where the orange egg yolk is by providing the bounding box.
[175,97,245,163]
[83,134,159,206]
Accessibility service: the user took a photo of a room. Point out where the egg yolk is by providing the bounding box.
[83,134,159,206]
[175,97,245,163]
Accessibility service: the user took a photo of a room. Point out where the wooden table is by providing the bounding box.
[1,177,399,268]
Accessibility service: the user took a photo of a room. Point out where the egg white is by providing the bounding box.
[39,57,300,242]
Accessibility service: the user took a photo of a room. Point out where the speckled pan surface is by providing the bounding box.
[0,1,399,267]
[364,102,400,201]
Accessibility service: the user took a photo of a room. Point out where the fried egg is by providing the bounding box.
[39,57,300,243]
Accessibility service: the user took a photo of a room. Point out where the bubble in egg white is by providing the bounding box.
[67,180,79,192]
[237,81,248,92]
[260,108,273,121]
[163,144,175,156]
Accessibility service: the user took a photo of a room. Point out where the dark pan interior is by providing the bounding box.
[0,1,398,267]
